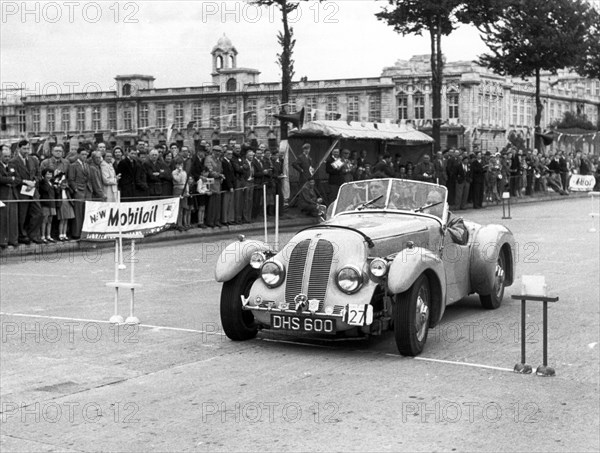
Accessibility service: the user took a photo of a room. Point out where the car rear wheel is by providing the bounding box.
[393,274,431,356]
[479,252,506,309]
[220,266,259,341]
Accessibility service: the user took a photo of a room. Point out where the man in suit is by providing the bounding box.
[454,156,471,210]
[143,148,164,199]
[414,154,436,183]
[0,145,20,248]
[231,143,244,224]
[67,147,93,239]
[241,150,255,223]
[204,146,223,227]
[10,140,44,244]
[40,144,70,176]
[292,143,313,189]
[372,153,395,178]
[251,147,266,219]
[470,151,486,209]
[433,150,447,187]
[117,148,137,200]
[325,148,346,204]
[89,151,106,201]
[221,148,236,225]
[445,148,459,206]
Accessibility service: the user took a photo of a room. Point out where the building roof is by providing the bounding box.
[212,33,236,53]
[290,120,434,143]
[115,75,155,80]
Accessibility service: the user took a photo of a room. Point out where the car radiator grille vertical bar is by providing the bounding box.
[307,239,334,310]
[285,239,311,307]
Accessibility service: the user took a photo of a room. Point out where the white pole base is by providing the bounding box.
[118,264,127,270]
[109,315,124,324]
[125,316,140,325]
[590,228,597,233]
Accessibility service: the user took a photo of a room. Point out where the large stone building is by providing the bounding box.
[1,34,599,154]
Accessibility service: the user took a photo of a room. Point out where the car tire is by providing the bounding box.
[479,252,506,310]
[220,265,259,341]
[393,273,431,357]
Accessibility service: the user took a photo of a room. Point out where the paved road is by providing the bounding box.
[1,197,598,452]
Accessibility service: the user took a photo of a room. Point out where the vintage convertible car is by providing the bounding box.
[215,178,515,356]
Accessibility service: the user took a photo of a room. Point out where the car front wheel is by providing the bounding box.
[479,252,506,310]
[393,273,431,356]
[220,266,259,341]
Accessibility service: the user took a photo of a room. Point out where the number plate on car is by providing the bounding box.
[345,304,374,326]
[271,314,336,334]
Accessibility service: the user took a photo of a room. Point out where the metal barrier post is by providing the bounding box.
[511,295,559,377]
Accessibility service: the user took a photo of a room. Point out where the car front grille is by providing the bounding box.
[285,238,334,311]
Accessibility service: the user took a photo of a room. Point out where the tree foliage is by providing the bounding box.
[551,111,597,131]
[376,0,502,151]
[252,0,307,139]
[574,7,600,81]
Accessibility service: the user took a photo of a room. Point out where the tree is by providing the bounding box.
[253,0,310,140]
[574,7,600,81]
[475,0,596,148]
[551,111,597,131]
[376,1,502,152]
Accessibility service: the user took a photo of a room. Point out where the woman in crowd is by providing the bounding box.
[54,172,74,241]
[172,157,191,230]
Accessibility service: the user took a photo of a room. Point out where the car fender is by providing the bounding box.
[470,225,516,294]
[387,246,447,326]
[214,239,272,283]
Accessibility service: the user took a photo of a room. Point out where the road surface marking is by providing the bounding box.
[409,355,513,372]
[0,312,226,336]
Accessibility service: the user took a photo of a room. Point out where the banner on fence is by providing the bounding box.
[82,198,180,240]
[568,175,597,192]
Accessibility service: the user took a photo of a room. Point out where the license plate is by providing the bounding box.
[271,314,336,334]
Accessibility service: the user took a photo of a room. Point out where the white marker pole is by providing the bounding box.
[263,184,268,244]
[117,190,125,270]
[275,194,279,251]
[125,239,139,325]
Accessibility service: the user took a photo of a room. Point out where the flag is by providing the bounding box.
[166,123,175,143]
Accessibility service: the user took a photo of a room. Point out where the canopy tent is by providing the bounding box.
[289,120,434,144]
[287,120,434,196]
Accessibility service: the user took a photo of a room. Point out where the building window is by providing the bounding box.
[122,84,131,96]
[305,96,317,122]
[483,95,490,125]
[92,106,101,131]
[397,94,408,120]
[139,104,149,129]
[175,103,184,129]
[61,108,70,131]
[32,108,41,133]
[108,106,116,130]
[512,101,518,125]
[216,56,223,70]
[245,99,257,127]
[225,99,237,130]
[414,92,425,120]
[226,78,237,92]
[447,91,459,119]
[347,95,359,122]
[287,97,297,113]
[210,101,220,128]
[368,93,381,123]
[76,106,85,131]
[18,108,26,133]
[46,107,56,132]
[595,81,600,96]
[265,97,279,126]
[156,105,166,129]
[325,95,338,121]
[192,103,202,128]
[518,99,525,126]
[526,100,532,127]
[123,110,132,130]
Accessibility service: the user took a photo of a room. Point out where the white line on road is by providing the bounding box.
[408,355,514,372]
[0,312,225,336]
[0,273,69,278]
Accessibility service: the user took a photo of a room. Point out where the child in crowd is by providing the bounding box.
[39,168,56,243]
[55,172,75,241]
[196,168,212,228]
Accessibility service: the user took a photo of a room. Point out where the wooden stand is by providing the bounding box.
[511,294,559,377]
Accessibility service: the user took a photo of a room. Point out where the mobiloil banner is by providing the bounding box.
[82,198,179,240]
[568,175,597,192]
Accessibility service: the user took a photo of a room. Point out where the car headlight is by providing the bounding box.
[250,251,266,269]
[369,258,388,278]
[261,260,285,287]
[336,266,363,294]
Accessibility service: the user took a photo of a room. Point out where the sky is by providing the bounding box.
[1,1,489,96]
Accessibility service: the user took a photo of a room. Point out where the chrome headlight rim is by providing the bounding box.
[260,259,285,288]
[369,257,389,278]
[250,251,266,269]
[336,265,363,294]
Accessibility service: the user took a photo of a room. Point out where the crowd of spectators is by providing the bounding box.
[0,138,286,249]
[293,144,600,215]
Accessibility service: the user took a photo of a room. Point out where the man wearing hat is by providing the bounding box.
[204,146,224,227]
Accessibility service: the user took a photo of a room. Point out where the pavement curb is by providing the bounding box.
[0,191,590,259]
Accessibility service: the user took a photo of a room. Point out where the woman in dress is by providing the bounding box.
[172,157,190,230]
[39,168,57,243]
[54,172,75,241]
